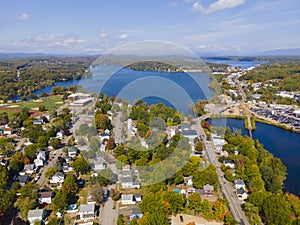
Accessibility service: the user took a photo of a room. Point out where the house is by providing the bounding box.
[133,194,142,202]
[38,191,53,204]
[130,207,143,221]
[78,203,95,221]
[203,184,214,196]
[63,163,73,173]
[27,209,46,225]
[34,151,46,167]
[0,159,9,166]
[68,146,78,158]
[33,120,43,125]
[87,192,97,205]
[49,172,65,184]
[94,158,107,171]
[18,175,29,186]
[234,179,246,190]
[223,160,235,169]
[122,194,135,205]
[122,177,133,189]
[122,165,131,172]
[24,164,35,175]
[184,176,193,186]
[56,130,64,139]
[187,187,196,194]
[99,133,110,142]
[3,127,12,135]
[37,151,46,161]
[237,188,248,201]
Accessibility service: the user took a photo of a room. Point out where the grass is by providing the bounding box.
[0,95,65,115]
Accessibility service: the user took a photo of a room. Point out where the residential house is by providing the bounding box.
[78,203,95,221]
[56,130,64,139]
[0,159,9,166]
[87,192,97,205]
[130,207,143,221]
[27,209,46,225]
[3,127,12,135]
[211,133,225,152]
[24,164,35,175]
[184,176,193,186]
[121,194,135,205]
[122,177,134,189]
[63,163,73,173]
[187,187,196,194]
[99,133,110,142]
[223,160,235,169]
[237,188,248,201]
[234,180,246,190]
[18,175,29,186]
[33,120,43,125]
[94,158,107,171]
[203,184,214,196]
[68,147,78,158]
[49,172,65,184]
[38,191,53,204]
[34,151,46,167]
[133,194,142,203]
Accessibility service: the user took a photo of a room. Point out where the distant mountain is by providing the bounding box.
[0,52,93,60]
[260,48,300,56]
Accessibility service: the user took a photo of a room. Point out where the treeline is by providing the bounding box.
[219,128,300,225]
[0,56,95,99]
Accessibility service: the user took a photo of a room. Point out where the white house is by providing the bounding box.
[203,184,214,196]
[27,209,46,225]
[63,163,73,173]
[49,172,65,184]
[223,160,235,169]
[34,151,46,167]
[99,133,110,142]
[237,188,248,201]
[234,179,246,190]
[56,130,64,139]
[24,164,35,175]
[38,191,53,204]
[3,127,12,135]
[68,147,78,158]
[187,176,193,186]
[94,158,107,171]
[122,176,140,189]
[78,203,95,221]
[122,194,135,205]
[134,194,142,203]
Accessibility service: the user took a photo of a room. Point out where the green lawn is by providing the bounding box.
[0,95,66,114]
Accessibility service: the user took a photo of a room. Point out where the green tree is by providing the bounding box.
[117,214,125,225]
[45,167,59,178]
[89,136,100,152]
[90,183,104,205]
[0,165,8,188]
[22,124,44,143]
[52,190,68,211]
[98,168,115,186]
[94,112,112,131]
[72,157,90,174]
[0,138,15,157]
[49,138,61,149]
[63,174,79,194]
[164,191,184,214]
[37,136,49,149]
[24,144,39,161]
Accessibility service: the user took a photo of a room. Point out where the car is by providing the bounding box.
[34,175,40,181]
[179,215,184,223]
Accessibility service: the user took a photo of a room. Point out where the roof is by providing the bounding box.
[38,191,53,198]
[122,176,133,183]
[28,209,44,218]
[79,203,95,213]
[203,184,214,191]
[68,147,78,153]
[224,160,234,164]
[18,175,29,183]
[122,194,133,201]
[24,164,35,170]
[182,130,198,136]
[234,179,245,185]
[53,172,64,178]
[132,207,142,215]
[237,188,245,195]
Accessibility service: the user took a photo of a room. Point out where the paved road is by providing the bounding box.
[99,197,118,225]
[195,118,250,225]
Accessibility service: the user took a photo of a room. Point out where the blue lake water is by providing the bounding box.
[203,59,265,69]
[208,117,300,196]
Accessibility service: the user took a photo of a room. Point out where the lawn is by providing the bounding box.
[0,96,66,115]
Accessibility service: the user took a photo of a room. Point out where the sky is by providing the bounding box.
[1,0,300,55]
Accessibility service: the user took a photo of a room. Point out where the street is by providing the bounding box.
[99,197,118,225]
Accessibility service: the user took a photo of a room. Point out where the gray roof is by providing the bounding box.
[28,209,44,218]
[122,194,133,201]
[132,207,142,215]
[79,203,95,213]
[234,179,245,185]
[203,184,214,191]
[122,176,133,183]
[18,175,29,183]
[237,188,245,195]
[182,130,198,136]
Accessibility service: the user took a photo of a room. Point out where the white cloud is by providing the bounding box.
[191,0,246,14]
[18,13,30,20]
[115,33,128,39]
[171,1,178,7]
[100,28,108,38]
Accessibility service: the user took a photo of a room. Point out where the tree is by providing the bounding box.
[37,136,49,149]
[0,165,8,189]
[63,174,79,194]
[106,136,115,150]
[195,141,203,152]
[45,167,59,178]
[14,183,39,218]
[72,157,90,174]
[38,105,46,112]
[94,112,112,131]
[89,136,100,152]
[52,190,68,211]
[164,191,184,214]
[49,138,61,149]
[98,168,115,186]
[90,183,104,204]
[9,152,24,175]
[24,144,39,161]
[187,193,203,214]
[22,124,44,143]
[117,214,125,225]
[0,138,15,157]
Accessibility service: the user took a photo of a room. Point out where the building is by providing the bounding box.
[34,151,46,167]
[78,203,95,221]
[3,127,12,135]
[121,194,135,205]
[130,207,143,221]
[62,163,73,173]
[56,130,64,139]
[49,172,65,184]
[237,188,248,201]
[70,98,94,107]
[234,179,246,190]
[68,93,93,102]
[134,194,142,203]
[203,184,214,196]
[27,209,46,225]
[211,133,225,152]
[94,158,107,171]
[38,191,53,204]
[24,164,35,175]
[223,160,235,169]
[68,146,78,158]
[18,175,29,186]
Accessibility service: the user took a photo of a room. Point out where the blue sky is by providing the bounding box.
[1,0,300,55]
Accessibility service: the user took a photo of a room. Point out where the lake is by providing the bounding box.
[208,117,300,196]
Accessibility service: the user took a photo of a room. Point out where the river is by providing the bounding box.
[208,117,300,196]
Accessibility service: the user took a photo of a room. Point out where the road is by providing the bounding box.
[195,118,250,225]
[99,197,118,225]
